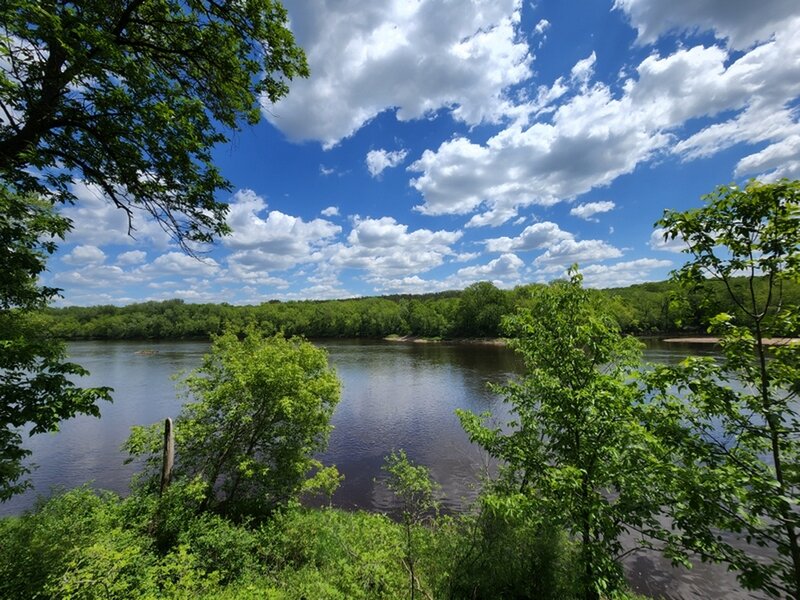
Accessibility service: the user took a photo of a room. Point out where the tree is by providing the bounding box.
[458,269,665,600]
[128,328,340,518]
[0,0,308,247]
[0,188,111,500]
[382,450,439,600]
[649,179,800,598]
[453,281,511,338]
[0,0,307,500]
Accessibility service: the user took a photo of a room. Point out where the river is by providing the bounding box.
[0,338,766,599]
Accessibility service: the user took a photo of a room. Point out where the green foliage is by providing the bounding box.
[649,179,800,598]
[437,511,580,600]
[0,188,111,500]
[0,487,126,598]
[459,269,665,600]
[453,281,512,338]
[0,0,307,248]
[382,450,439,600]
[128,327,341,518]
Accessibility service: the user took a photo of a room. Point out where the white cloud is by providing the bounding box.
[372,275,446,295]
[409,25,800,224]
[534,239,623,271]
[649,227,689,253]
[366,148,409,177]
[570,51,596,84]
[580,258,673,288]
[62,245,106,266]
[330,216,462,278]
[116,250,147,265]
[265,0,532,147]
[60,181,172,249]
[455,253,524,283]
[53,265,139,290]
[735,134,800,181]
[614,0,799,50]
[534,18,550,35]
[485,221,572,252]
[224,189,341,256]
[570,200,615,221]
[144,252,221,278]
[320,165,335,176]
[321,206,340,217]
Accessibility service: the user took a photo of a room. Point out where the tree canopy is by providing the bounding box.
[0,0,307,501]
[0,188,111,500]
[649,179,800,597]
[127,328,341,518]
[0,0,308,247]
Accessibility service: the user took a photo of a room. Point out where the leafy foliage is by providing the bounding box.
[0,188,111,500]
[459,269,665,600]
[0,0,307,248]
[382,450,439,600]
[128,328,340,518]
[648,179,800,597]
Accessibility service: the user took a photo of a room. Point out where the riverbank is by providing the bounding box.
[383,334,507,345]
[662,336,800,346]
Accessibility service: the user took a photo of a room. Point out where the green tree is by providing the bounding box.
[0,190,111,500]
[454,281,511,338]
[0,0,307,247]
[0,0,307,501]
[650,179,800,597]
[128,328,340,518]
[382,450,439,600]
[459,270,664,600]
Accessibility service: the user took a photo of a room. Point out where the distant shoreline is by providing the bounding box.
[662,336,800,346]
[383,334,507,346]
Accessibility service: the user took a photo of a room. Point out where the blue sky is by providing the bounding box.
[46,0,800,305]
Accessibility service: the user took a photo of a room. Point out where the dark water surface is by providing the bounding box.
[0,339,767,598]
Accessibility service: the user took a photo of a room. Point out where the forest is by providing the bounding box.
[36,274,800,341]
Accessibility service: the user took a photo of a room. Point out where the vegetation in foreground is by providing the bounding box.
[0,485,618,600]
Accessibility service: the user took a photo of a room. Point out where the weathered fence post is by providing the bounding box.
[160,417,174,495]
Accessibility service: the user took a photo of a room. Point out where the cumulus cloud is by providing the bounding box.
[649,228,689,253]
[329,216,462,278]
[735,134,800,181]
[116,250,147,265]
[534,239,623,271]
[409,23,800,225]
[221,190,342,277]
[455,253,525,284]
[265,0,532,147]
[534,19,550,36]
[580,258,673,288]
[570,201,615,221]
[614,0,799,50]
[485,221,572,252]
[144,252,221,277]
[570,51,596,84]
[366,148,409,177]
[60,181,172,249]
[321,206,340,217]
[62,245,106,266]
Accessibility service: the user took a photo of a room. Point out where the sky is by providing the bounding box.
[45,0,800,306]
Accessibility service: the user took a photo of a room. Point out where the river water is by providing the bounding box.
[0,339,767,598]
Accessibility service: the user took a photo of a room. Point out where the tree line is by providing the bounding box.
[36,274,800,341]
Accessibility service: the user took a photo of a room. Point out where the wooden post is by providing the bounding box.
[160,417,174,495]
